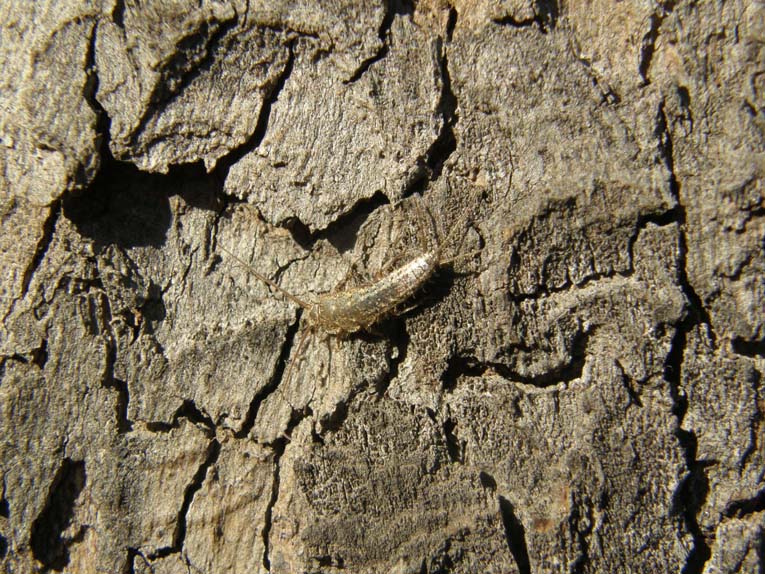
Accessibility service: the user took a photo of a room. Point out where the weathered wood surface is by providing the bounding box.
[1,1,763,573]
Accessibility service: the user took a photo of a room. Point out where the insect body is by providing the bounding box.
[219,200,478,391]
[305,250,440,335]
[219,246,440,336]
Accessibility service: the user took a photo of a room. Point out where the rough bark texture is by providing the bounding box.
[1,1,763,573]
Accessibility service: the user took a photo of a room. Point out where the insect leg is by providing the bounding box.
[325,335,334,384]
[440,248,484,267]
[283,325,313,390]
[373,198,439,279]
[219,245,310,309]
[334,260,369,291]
[411,197,440,253]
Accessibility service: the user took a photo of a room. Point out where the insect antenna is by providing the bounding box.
[219,245,311,309]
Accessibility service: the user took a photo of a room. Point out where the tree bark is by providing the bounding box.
[1,1,763,573]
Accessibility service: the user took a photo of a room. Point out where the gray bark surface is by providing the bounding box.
[0,1,763,573]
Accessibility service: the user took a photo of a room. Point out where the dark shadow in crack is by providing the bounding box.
[150,439,220,560]
[30,459,86,571]
[64,150,225,251]
[498,495,531,574]
[64,154,169,249]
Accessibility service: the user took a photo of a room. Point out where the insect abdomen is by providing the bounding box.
[312,252,438,334]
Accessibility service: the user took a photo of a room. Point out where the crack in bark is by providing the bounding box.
[128,17,240,148]
[123,547,148,574]
[723,488,765,519]
[739,368,762,471]
[285,190,391,252]
[638,2,676,85]
[101,325,134,433]
[378,318,409,396]
[30,338,49,370]
[111,0,125,29]
[442,418,462,463]
[343,0,403,84]
[151,439,220,560]
[442,329,589,390]
[510,205,681,304]
[17,200,61,307]
[425,36,457,182]
[492,0,559,33]
[30,459,87,572]
[498,495,531,574]
[402,34,458,200]
[0,478,7,560]
[445,6,457,42]
[214,38,296,181]
[145,399,216,436]
[262,446,282,571]
[731,337,765,359]
[262,406,310,571]
[615,360,643,408]
[655,98,713,574]
[105,377,133,434]
[492,14,537,28]
[234,314,302,439]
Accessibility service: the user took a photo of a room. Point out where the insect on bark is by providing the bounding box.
[220,200,480,385]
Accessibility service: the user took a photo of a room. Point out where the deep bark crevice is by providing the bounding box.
[478,471,496,490]
[0,488,8,519]
[145,399,216,436]
[0,484,8,560]
[263,406,311,570]
[616,360,643,408]
[380,317,410,396]
[64,153,173,249]
[290,190,391,253]
[104,378,133,434]
[443,328,589,390]
[30,338,49,370]
[498,496,531,574]
[656,99,713,574]
[723,488,765,519]
[424,37,457,183]
[102,332,133,433]
[111,0,125,28]
[401,34,458,203]
[442,418,462,463]
[731,337,765,359]
[30,459,87,572]
[445,7,457,42]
